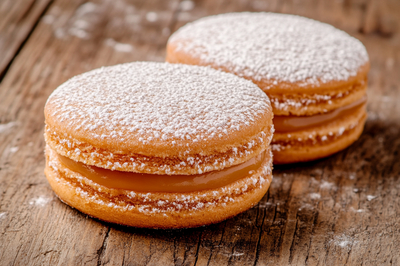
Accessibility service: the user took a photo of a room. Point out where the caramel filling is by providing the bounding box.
[273,96,367,133]
[57,151,267,193]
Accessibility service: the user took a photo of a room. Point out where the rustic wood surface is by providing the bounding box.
[0,0,53,78]
[0,0,399,265]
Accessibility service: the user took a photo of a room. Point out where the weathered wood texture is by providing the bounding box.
[0,0,399,265]
[0,0,53,78]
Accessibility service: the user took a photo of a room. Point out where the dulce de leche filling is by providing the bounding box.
[57,150,268,193]
[273,96,367,133]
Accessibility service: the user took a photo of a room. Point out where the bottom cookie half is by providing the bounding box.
[45,147,273,229]
[272,104,367,164]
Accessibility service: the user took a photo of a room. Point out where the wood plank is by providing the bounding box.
[0,0,399,265]
[0,0,53,79]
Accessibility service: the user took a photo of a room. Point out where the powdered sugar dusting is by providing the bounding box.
[0,121,17,133]
[47,62,271,144]
[367,195,377,201]
[29,196,52,207]
[329,234,357,250]
[169,12,369,87]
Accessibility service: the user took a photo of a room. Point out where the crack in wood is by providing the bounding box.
[96,227,110,266]
[253,204,267,266]
[16,0,36,24]
[227,241,237,265]
[144,238,155,266]
[288,218,299,264]
[11,244,22,266]
[344,238,355,265]
[193,231,202,266]
[32,249,58,260]
[206,221,227,266]
[121,249,126,266]
[304,211,319,265]
[181,234,194,266]
[173,237,177,265]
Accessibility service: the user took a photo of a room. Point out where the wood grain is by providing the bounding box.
[0,0,53,79]
[0,0,399,265]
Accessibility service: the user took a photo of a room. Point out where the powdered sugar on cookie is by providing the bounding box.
[47,62,271,143]
[169,12,369,87]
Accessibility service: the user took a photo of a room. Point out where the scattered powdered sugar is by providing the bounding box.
[367,195,377,201]
[320,181,335,189]
[145,12,158,22]
[47,62,271,144]
[104,38,133,53]
[179,0,195,11]
[298,203,314,212]
[349,173,357,180]
[309,193,321,200]
[9,146,19,153]
[169,12,369,87]
[349,207,365,213]
[271,143,283,152]
[29,196,52,207]
[231,251,245,257]
[0,121,17,133]
[330,234,356,249]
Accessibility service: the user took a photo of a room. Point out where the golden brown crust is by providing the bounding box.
[166,42,369,116]
[44,98,273,158]
[166,14,369,164]
[44,62,274,174]
[250,62,370,94]
[272,105,367,164]
[44,124,273,175]
[45,146,273,229]
[268,79,367,116]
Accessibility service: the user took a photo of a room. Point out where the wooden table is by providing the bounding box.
[1,0,399,265]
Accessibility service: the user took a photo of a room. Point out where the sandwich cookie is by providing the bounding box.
[44,62,274,228]
[166,12,369,164]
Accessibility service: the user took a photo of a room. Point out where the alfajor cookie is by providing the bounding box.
[166,12,369,164]
[44,62,274,228]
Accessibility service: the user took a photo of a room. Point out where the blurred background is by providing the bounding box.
[1,0,399,83]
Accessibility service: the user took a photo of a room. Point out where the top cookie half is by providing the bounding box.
[44,62,273,175]
[166,12,370,116]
